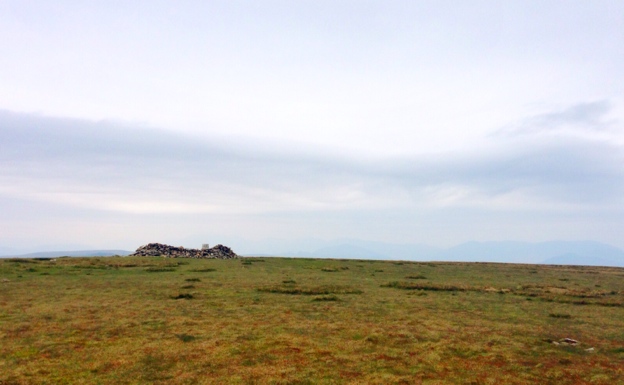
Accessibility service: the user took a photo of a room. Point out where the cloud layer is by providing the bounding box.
[2,108,623,251]
[0,111,620,213]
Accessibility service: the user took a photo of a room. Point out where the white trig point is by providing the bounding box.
[201,244,210,250]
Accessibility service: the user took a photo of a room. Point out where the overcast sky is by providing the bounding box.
[1,1,623,253]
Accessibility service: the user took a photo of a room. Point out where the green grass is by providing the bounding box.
[257,284,362,295]
[145,267,177,272]
[1,256,624,384]
[312,295,340,302]
[405,274,427,280]
[549,313,573,319]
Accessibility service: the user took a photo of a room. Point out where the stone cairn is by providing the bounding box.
[132,243,238,259]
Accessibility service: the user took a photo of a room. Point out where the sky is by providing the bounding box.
[1,1,623,254]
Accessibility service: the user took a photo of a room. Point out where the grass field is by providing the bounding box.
[1,256,624,384]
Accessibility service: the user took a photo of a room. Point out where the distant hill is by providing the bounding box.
[437,241,624,267]
[277,239,440,260]
[542,253,622,267]
[306,244,388,260]
[0,250,132,258]
[271,240,624,267]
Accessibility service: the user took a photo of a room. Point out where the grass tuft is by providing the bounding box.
[145,267,176,272]
[382,281,466,291]
[5,258,37,263]
[258,285,362,295]
[405,275,427,280]
[549,313,572,319]
[171,293,194,300]
[175,333,197,342]
[312,295,339,302]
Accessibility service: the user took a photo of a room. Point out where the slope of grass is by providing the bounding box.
[1,256,624,384]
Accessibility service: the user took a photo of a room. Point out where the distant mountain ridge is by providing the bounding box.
[273,240,624,267]
[436,240,624,266]
[542,253,618,267]
[276,239,439,260]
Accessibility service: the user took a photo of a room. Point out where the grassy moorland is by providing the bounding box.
[1,256,624,384]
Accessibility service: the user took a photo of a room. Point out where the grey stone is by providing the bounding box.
[131,243,237,259]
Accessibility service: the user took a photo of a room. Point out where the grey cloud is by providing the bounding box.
[532,101,611,128]
[495,100,615,137]
[1,110,623,213]
[0,111,332,186]
[368,138,624,207]
[0,111,371,214]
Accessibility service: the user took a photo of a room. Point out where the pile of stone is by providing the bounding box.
[132,243,237,259]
